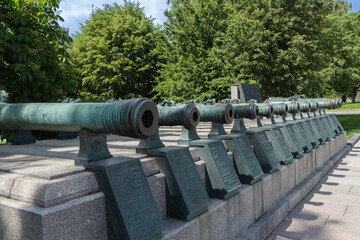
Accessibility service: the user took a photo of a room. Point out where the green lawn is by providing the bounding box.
[336,114,360,140]
[328,102,360,111]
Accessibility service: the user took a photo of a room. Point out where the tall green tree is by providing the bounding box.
[155,0,229,102]
[70,2,162,101]
[156,0,355,102]
[320,9,360,102]
[0,0,76,103]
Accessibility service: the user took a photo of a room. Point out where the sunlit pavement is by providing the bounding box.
[267,141,360,240]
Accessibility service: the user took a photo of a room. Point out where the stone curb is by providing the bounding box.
[347,131,360,146]
[236,144,352,240]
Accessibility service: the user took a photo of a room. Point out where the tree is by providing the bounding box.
[155,0,229,102]
[156,0,355,102]
[0,0,76,103]
[320,9,360,102]
[70,2,162,101]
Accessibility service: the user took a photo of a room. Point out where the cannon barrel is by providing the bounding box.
[0,98,159,139]
[299,102,311,113]
[232,103,259,120]
[253,103,274,118]
[309,102,319,112]
[196,103,234,124]
[271,103,288,116]
[315,100,333,109]
[266,100,300,114]
[157,104,199,130]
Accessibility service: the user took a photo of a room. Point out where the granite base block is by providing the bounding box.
[329,138,336,159]
[147,173,166,218]
[252,181,263,220]
[0,192,106,240]
[237,200,290,240]
[0,172,23,197]
[162,218,200,240]
[226,190,242,239]
[304,151,313,178]
[195,160,206,186]
[9,172,99,207]
[294,155,306,186]
[307,150,316,176]
[261,171,281,213]
[199,199,227,240]
[279,163,295,198]
[239,185,255,231]
[315,143,327,169]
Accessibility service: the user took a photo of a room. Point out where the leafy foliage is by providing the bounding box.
[155,0,357,102]
[70,2,162,101]
[0,0,76,103]
[319,10,360,98]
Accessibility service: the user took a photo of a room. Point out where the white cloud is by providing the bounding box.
[59,0,168,35]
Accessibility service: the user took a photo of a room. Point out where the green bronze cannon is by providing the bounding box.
[177,100,234,143]
[221,100,259,133]
[0,98,158,138]
[137,102,200,153]
[0,98,159,165]
[197,102,234,138]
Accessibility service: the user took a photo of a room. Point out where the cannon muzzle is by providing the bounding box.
[272,103,288,116]
[254,103,274,118]
[196,104,234,124]
[0,98,159,139]
[158,104,200,130]
[299,102,311,113]
[233,103,259,120]
[309,102,319,112]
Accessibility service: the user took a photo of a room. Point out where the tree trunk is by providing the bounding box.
[342,94,346,103]
[352,87,358,103]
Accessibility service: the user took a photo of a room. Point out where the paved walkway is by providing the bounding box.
[267,141,360,240]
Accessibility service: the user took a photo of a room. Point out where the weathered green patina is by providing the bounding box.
[137,103,200,153]
[0,98,159,139]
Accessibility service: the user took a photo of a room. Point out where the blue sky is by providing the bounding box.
[59,0,168,35]
[59,0,360,36]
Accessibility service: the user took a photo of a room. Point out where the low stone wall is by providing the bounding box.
[0,130,349,240]
[158,132,348,240]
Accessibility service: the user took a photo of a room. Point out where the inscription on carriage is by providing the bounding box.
[273,128,293,159]
[296,123,311,148]
[208,141,240,190]
[313,119,327,140]
[318,118,331,138]
[305,121,316,137]
[284,124,304,155]
[257,132,279,167]
[166,150,209,209]
[237,136,264,176]
[305,121,320,145]
[109,164,161,239]
[325,117,337,135]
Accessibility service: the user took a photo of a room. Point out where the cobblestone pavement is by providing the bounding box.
[267,141,360,240]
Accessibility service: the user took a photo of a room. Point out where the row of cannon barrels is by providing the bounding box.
[0,93,344,240]
[0,95,342,141]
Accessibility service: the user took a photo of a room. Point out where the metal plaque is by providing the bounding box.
[189,139,241,199]
[304,120,322,145]
[282,124,304,158]
[245,130,280,173]
[221,133,264,184]
[236,83,263,103]
[295,122,313,151]
[85,157,163,240]
[148,146,209,221]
